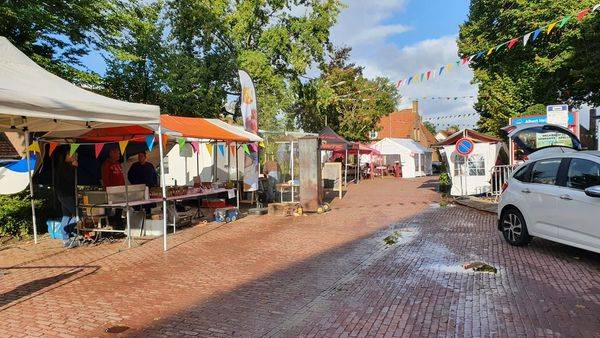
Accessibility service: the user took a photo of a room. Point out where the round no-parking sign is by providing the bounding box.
[455,138,474,156]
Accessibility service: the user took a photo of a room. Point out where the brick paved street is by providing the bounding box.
[1,177,600,337]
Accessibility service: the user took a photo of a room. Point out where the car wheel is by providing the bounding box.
[500,208,531,246]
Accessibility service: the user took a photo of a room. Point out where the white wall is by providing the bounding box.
[443,142,502,196]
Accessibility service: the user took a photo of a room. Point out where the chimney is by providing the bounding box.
[412,100,420,141]
[412,100,419,115]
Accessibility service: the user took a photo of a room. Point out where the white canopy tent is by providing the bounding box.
[0,36,170,249]
[370,138,433,178]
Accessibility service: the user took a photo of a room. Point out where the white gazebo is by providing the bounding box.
[370,138,433,178]
[0,37,171,248]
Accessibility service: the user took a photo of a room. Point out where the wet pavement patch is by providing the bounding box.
[463,261,497,273]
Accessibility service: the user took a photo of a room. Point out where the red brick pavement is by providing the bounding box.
[1,177,600,337]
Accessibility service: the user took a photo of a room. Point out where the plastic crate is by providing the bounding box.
[214,207,239,223]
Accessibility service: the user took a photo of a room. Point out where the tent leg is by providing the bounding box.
[344,148,348,186]
[24,131,38,244]
[158,126,168,251]
[290,141,294,203]
[236,143,240,209]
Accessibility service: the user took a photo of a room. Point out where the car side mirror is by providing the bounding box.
[584,185,600,198]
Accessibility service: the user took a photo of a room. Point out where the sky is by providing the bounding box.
[330,0,479,130]
[81,0,478,130]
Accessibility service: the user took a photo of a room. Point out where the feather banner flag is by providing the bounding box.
[523,32,533,46]
[546,21,558,34]
[69,143,80,157]
[218,144,225,156]
[27,141,40,153]
[191,141,200,154]
[577,8,591,21]
[94,143,104,158]
[118,140,129,155]
[48,142,58,157]
[145,135,155,151]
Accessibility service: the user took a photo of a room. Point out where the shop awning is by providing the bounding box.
[0,37,160,132]
[160,115,261,142]
[319,126,350,150]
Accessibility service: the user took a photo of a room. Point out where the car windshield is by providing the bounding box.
[510,125,580,155]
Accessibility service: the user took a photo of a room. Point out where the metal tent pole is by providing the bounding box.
[290,141,294,203]
[344,147,348,186]
[24,130,38,244]
[157,127,168,251]
[235,142,240,209]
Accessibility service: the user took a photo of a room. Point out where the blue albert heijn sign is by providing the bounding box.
[511,112,575,126]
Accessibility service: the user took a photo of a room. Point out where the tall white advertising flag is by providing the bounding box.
[239,70,259,191]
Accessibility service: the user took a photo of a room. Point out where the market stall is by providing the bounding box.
[370,138,433,178]
[319,126,351,184]
[0,36,170,248]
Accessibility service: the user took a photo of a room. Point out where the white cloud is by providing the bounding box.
[331,1,479,130]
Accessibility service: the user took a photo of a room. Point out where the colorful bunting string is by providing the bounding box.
[396,3,600,88]
[118,140,128,155]
[69,143,80,156]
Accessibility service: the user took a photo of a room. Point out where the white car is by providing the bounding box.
[498,124,600,253]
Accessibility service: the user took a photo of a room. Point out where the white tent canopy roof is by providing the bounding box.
[372,138,432,155]
[0,36,160,132]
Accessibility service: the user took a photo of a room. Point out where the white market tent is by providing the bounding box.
[370,138,433,178]
[0,36,171,249]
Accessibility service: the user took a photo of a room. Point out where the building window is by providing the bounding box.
[368,131,378,140]
[453,154,485,176]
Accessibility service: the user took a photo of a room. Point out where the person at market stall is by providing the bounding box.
[127,151,158,215]
[101,146,125,228]
[55,148,79,248]
[394,161,402,178]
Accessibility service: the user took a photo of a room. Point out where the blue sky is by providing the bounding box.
[81,0,478,129]
[331,0,478,129]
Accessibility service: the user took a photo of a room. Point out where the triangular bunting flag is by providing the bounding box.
[48,142,58,157]
[95,143,104,158]
[243,144,250,155]
[577,8,591,21]
[206,143,214,157]
[259,141,265,148]
[413,73,420,83]
[27,141,40,153]
[396,80,403,88]
[455,60,460,67]
[468,54,477,62]
[69,143,80,157]
[486,47,494,56]
[250,143,258,152]
[476,51,485,59]
[407,77,413,85]
[426,71,432,80]
[446,63,453,72]
[558,15,571,29]
[461,57,469,65]
[177,137,186,151]
[523,32,532,46]
[419,73,425,82]
[495,43,505,51]
[229,145,236,156]
[161,134,169,149]
[218,144,225,156]
[593,4,600,12]
[532,28,542,41]
[191,141,200,154]
[507,38,519,49]
[119,140,129,155]
[438,66,445,75]
[145,135,155,151]
[546,21,558,34]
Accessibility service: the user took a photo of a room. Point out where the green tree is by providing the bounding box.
[101,1,166,105]
[0,0,120,86]
[423,121,437,134]
[163,0,343,130]
[293,47,400,141]
[458,0,600,136]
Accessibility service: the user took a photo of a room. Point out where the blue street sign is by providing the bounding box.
[456,138,474,156]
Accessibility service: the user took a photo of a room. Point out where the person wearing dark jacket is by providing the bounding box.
[127,152,158,215]
[55,149,78,248]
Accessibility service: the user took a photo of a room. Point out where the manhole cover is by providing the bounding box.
[105,326,129,334]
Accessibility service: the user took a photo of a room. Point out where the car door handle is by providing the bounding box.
[559,194,572,200]
[521,189,531,193]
